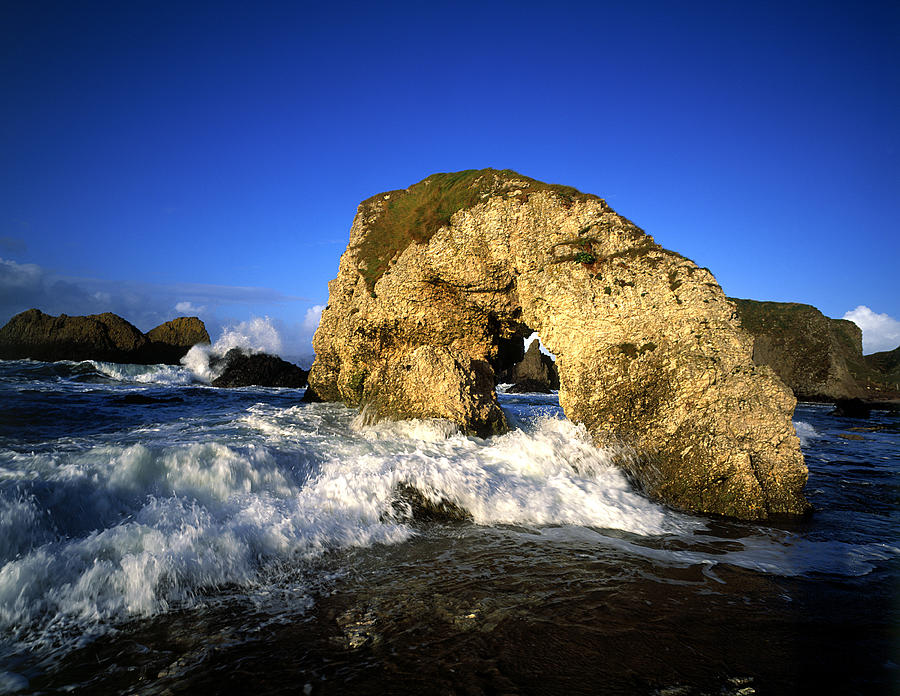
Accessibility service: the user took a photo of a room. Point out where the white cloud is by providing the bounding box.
[843,305,900,354]
[302,304,325,334]
[0,256,310,331]
[175,301,207,314]
[0,257,43,290]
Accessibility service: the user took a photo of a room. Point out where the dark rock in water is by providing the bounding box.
[0,309,148,363]
[0,308,209,365]
[211,348,308,388]
[387,483,472,524]
[830,398,871,419]
[301,386,323,402]
[142,317,210,364]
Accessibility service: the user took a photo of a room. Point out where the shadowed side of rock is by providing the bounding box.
[731,299,863,401]
[857,345,900,399]
[142,317,210,364]
[308,169,809,520]
[0,309,209,364]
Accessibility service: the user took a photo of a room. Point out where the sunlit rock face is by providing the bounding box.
[309,169,808,520]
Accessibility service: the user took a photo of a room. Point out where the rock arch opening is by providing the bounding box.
[491,328,559,394]
[307,169,809,520]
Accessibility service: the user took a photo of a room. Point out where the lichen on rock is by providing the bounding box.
[308,169,809,520]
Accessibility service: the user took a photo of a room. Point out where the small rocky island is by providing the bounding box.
[307,168,810,520]
[0,309,209,364]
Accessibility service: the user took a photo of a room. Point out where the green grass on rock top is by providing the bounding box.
[355,168,598,291]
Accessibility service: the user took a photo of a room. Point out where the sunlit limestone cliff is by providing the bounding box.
[308,169,809,520]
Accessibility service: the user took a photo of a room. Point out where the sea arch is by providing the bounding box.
[307,170,808,520]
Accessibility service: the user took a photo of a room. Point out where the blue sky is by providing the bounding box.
[2,1,898,356]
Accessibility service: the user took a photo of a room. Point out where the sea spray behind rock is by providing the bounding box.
[182,317,285,382]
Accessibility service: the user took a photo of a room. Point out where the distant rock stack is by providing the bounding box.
[0,309,209,364]
[731,299,862,401]
[501,340,560,393]
[143,317,211,364]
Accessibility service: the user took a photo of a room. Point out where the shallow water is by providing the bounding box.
[0,359,897,694]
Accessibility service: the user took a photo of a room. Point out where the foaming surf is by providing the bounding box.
[181,316,285,383]
[793,419,821,446]
[1,353,898,693]
[0,400,697,655]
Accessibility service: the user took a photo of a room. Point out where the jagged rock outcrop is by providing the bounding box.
[501,340,560,392]
[731,299,863,401]
[0,309,209,364]
[210,348,308,388]
[308,169,808,520]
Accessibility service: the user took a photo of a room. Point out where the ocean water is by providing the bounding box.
[0,357,897,695]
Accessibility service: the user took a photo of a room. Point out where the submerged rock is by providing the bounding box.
[388,483,473,524]
[210,348,308,388]
[0,309,210,365]
[114,394,185,405]
[308,169,809,520]
[830,398,871,419]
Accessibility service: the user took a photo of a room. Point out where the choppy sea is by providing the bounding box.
[0,355,897,695]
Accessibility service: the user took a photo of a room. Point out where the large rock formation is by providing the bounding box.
[731,299,864,401]
[0,309,209,364]
[863,346,900,386]
[308,169,809,520]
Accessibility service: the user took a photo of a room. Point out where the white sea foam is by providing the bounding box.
[0,437,409,647]
[91,361,195,385]
[793,420,820,446]
[0,405,700,649]
[2,390,893,660]
[322,413,693,535]
[181,316,284,383]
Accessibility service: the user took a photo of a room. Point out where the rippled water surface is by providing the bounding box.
[0,359,897,695]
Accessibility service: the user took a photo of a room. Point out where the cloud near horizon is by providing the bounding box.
[0,257,321,359]
[843,306,900,354]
